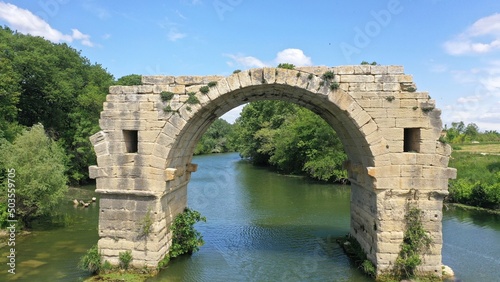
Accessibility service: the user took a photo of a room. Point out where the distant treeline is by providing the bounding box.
[196,101,347,183]
[442,121,500,144]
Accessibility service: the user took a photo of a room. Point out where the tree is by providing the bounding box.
[0,26,114,183]
[115,74,142,86]
[233,101,347,182]
[194,118,235,154]
[0,124,68,227]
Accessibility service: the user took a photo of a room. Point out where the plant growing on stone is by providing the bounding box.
[199,86,209,94]
[78,244,102,274]
[233,69,241,74]
[330,82,340,91]
[394,206,432,279]
[322,71,335,80]
[421,106,434,113]
[160,91,174,101]
[119,250,133,270]
[361,61,377,65]
[385,96,395,102]
[170,208,206,258]
[277,63,295,70]
[163,105,173,113]
[187,92,200,104]
[138,209,153,238]
[208,81,217,87]
[337,235,376,278]
[308,73,314,80]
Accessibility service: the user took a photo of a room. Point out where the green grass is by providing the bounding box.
[85,271,152,282]
[448,144,500,210]
[452,142,500,154]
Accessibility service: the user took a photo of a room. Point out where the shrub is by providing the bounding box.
[277,63,295,70]
[119,250,133,270]
[78,245,102,274]
[321,71,335,80]
[330,82,340,91]
[385,96,395,102]
[208,81,217,87]
[199,86,210,94]
[163,105,173,113]
[394,206,432,278]
[308,73,314,80]
[233,69,241,74]
[160,91,174,101]
[0,124,67,228]
[187,92,200,104]
[170,208,206,258]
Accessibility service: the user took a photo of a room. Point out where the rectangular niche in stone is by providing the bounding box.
[123,130,138,153]
[404,128,420,153]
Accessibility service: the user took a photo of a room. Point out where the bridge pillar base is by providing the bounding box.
[96,182,188,268]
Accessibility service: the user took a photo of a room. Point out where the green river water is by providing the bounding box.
[1,152,499,281]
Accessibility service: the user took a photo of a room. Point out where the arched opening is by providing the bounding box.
[158,75,383,271]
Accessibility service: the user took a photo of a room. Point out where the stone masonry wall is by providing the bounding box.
[90,65,456,276]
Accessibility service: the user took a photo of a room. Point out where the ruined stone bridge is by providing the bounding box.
[89,65,456,277]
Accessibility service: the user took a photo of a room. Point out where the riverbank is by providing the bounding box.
[447,143,500,210]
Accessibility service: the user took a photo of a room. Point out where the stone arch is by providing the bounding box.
[89,65,456,277]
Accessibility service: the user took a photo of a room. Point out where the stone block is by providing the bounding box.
[237,70,252,88]
[387,65,404,74]
[353,65,371,74]
[142,76,175,85]
[382,83,400,91]
[341,75,375,83]
[226,74,241,91]
[336,66,355,74]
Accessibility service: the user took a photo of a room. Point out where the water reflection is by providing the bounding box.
[1,153,499,281]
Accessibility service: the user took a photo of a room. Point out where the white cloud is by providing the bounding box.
[225,48,313,68]
[159,17,187,42]
[275,48,313,66]
[167,28,187,41]
[225,54,267,68]
[443,61,500,131]
[0,2,94,46]
[444,13,500,55]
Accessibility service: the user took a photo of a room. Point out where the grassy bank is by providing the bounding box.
[448,143,500,210]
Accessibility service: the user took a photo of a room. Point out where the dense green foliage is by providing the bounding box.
[194,119,235,155]
[0,26,115,183]
[394,206,432,278]
[232,101,347,182]
[441,121,500,210]
[277,63,295,69]
[115,74,142,86]
[0,124,68,227]
[443,121,500,144]
[78,244,102,274]
[169,208,206,258]
[448,152,500,209]
[119,251,133,270]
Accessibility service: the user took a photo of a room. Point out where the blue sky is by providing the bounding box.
[1,1,499,131]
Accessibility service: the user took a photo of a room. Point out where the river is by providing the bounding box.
[1,152,499,281]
